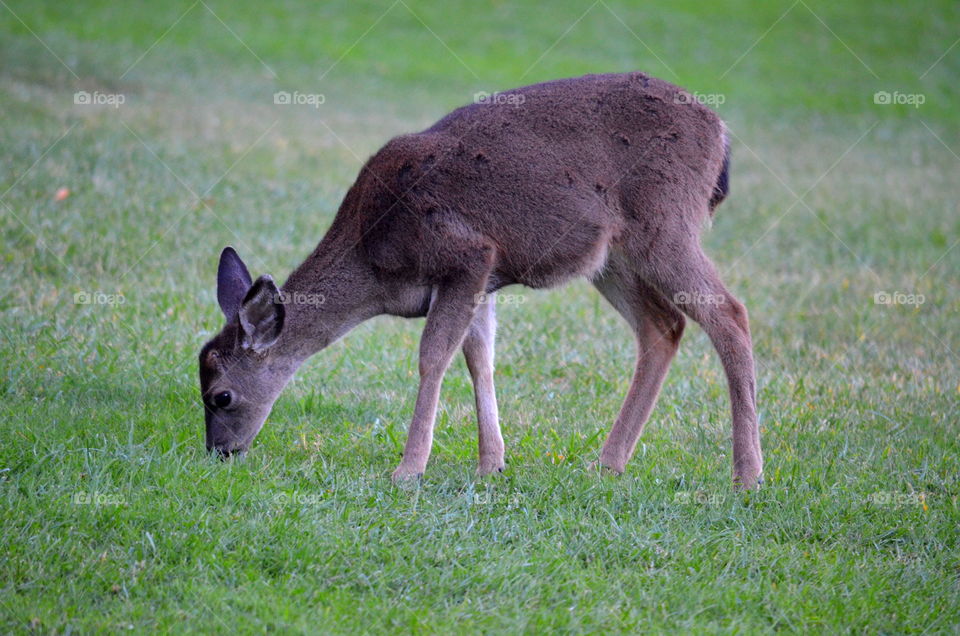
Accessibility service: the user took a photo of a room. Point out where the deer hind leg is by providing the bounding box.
[392,256,493,482]
[641,242,763,489]
[593,266,686,474]
[461,293,504,475]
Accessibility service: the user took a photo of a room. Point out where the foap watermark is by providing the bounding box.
[473,91,526,107]
[874,291,924,307]
[273,491,324,505]
[873,91,925,108]
[673,291,725,306]
[674,490,725,506]
[73,291,126,306]
[475,291,527,305]
[74,90,125,108]
[472,490,523,508]
[674,91,726,107]
[274,91,325,108]
[73,491,126,506]
[866,491,928,509]
[273,290,326,308]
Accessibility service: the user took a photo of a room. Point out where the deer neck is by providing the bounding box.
[274,224,382,364]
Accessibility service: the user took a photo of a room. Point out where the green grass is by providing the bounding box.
[1,0,958,632]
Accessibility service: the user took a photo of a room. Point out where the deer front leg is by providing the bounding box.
[392,270,491,482]
[462,294,504,475]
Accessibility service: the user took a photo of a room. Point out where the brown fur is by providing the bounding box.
[198,71,763,489]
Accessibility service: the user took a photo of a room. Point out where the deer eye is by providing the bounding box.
[213,391,232,408]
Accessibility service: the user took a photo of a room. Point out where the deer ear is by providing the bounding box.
[217,247,253,319]
[238,275,285,352]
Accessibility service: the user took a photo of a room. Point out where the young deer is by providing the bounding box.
[198,72,764,489]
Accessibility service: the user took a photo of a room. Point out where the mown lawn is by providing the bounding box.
[1,0,958,632]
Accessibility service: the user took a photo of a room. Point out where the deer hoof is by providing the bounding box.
[391,465,423,486]
[477,459,505,476]
[733,468,764,491]
[588,460,623,475]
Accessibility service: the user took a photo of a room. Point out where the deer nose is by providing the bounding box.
[207,445,237,460]
[208,439,248,460]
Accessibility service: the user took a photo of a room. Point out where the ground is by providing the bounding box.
[1,0,958,632]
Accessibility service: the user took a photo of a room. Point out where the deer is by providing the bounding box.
[198,71,764,489]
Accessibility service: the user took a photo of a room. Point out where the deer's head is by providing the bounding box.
[199,247,291,457]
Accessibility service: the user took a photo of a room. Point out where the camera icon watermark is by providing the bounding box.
[74,90,125,108]
[873,91,925,108]
[273,91,325,108]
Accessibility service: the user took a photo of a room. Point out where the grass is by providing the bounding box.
[1,0,958,632]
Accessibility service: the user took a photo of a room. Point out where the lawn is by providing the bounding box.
[1,0,958,632]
